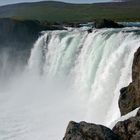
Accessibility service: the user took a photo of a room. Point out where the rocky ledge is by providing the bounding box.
[0,18,66,70]
[63,47,140,140]
[0,18,65,47]
[0,18,123,48]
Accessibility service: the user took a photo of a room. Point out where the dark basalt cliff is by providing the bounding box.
[0,18,65,78]
[0,18,64,67]
[119,47,140,116]
[0,18,64,49]
[63,47,140,140]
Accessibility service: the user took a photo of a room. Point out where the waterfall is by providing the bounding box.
[0,28,140,140]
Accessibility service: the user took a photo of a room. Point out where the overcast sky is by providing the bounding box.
[0,0,112,6]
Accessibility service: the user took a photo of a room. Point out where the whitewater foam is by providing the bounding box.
[0,28,140,140]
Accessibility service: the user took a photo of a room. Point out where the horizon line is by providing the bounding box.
[0,0,114,7]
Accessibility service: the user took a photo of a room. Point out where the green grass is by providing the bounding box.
[0,1,140,22]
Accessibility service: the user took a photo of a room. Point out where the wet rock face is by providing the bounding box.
[119,83,138,116]
[119,47,140,116]
[0,18,45,72]
[0,18,65,72]
[132,47,140,84]
[0,18,65,48]
[63,121,120,140]
[113,109,140,140]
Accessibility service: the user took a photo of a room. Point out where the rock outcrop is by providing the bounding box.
[113,108,140,140]
[119,47,140,116]
[63,121,120,140]
[95,19,124,29]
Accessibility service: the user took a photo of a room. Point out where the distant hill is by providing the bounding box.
[0,0,140,22]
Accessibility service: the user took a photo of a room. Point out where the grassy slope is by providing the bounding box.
[0,1,140,22]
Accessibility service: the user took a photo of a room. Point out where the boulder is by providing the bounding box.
[63,121,120,140]
[113,109,140,140]
[95,19,124,29]
[87,29,93,33]
[119,47,140,116]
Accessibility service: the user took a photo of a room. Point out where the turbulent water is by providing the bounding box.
[0,28,140,140]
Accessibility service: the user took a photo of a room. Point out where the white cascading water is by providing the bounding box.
[0,28,140,140]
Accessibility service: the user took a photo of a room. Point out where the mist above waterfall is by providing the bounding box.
[0,28,140,140]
